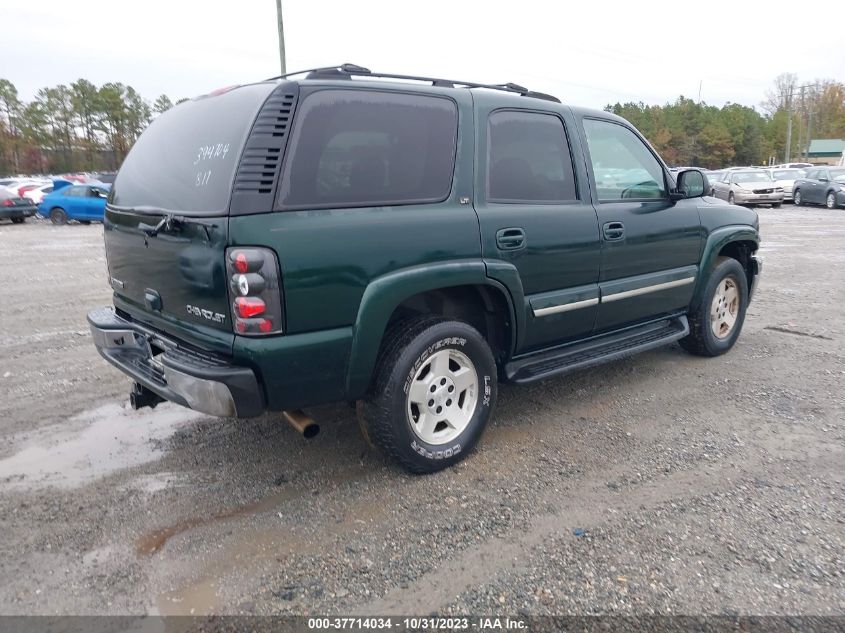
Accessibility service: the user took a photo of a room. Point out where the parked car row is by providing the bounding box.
[683,164,845,210]
[0,176,111,226]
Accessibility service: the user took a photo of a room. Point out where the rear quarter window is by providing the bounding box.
[277,90,458,209]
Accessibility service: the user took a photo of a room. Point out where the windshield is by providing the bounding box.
[732,171,771,183]
[830,168,845,182]
[772,169,800,179]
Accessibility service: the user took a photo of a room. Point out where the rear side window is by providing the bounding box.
[277,90,458,209]
[487,111,577,203]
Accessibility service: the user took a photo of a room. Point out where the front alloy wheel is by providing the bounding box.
[827,192,837,209]
[710,277,739,340]
[679,256,749,357]
[794,190,802,205]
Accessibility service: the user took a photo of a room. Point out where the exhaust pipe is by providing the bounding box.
[283,409,320,439]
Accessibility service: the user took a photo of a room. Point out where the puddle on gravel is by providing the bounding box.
[0,402,203,489]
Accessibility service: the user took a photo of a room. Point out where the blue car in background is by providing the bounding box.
[38,181,111,225]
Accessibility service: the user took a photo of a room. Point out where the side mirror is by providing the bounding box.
[672,169,706,200]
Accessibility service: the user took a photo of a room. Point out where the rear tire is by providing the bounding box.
[358,316,497,473]
[680,257,748,357]
[49,208,67,225]
[793,190,802,206]
[11,218,24,224]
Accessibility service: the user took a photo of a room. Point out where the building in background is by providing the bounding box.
[807,139,845,166]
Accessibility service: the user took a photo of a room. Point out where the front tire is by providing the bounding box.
[49,208,67,225]
[680,257,749,357]
[359,316,497,473]
[794,190,802,206]
[827,192,836,209]
[728,192,735,205]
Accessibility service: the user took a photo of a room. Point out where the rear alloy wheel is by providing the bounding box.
[49,208,67,225]
[679,256,748,357]
[358,316,497,473]
[827,192,837,209]
[794,190,802,205]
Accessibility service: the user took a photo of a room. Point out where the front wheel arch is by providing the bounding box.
[689,228,759,314]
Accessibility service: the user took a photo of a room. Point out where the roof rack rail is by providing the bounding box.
[264,64,561,103]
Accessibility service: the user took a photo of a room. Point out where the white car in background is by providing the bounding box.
[765,168,804,202]
[22,183,55,204]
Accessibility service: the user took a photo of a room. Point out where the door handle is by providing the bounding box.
[603,221,625,241]
[496,227,526,250]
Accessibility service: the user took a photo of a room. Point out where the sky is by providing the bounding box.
[2,0,843,111]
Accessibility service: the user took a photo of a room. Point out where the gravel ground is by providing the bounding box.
[0,208,842,617]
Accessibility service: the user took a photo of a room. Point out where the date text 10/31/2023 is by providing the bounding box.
[307,617,528,630]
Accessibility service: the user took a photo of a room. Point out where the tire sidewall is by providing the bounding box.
[827,193,835,209]
[387,322,496,470]
[699,259,748,355]
[50,208,66,225]
[794,190,801,205]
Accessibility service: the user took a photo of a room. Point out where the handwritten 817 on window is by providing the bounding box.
[194,142,230,187]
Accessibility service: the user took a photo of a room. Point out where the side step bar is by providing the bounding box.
[505,315,689,384]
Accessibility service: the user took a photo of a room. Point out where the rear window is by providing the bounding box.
[277,90,458,209]
[110,82,277,215]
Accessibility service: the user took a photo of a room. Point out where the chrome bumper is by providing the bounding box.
[88,307,264,418]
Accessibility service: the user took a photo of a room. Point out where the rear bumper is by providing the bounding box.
[88,307,264,418]
[0,206,36,219]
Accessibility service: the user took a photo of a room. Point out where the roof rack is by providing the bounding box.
[264,63,561,103]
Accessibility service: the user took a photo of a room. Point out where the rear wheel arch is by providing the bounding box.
[384,284,515,366]
[345,262,517,398]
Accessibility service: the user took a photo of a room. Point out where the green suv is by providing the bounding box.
[88,64,762,473]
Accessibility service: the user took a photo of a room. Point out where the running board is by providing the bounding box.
[505,315,689,384]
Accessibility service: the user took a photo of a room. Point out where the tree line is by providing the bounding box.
[1,73,844,176]
[0,78,183,175]
[606,74,845,169]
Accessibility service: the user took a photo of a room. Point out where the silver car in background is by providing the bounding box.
[765,168,804,202]
[711,169,784,207]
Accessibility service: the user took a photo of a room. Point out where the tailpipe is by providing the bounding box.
[282,409,320,439]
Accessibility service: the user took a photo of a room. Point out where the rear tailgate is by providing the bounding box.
[104,82,280,351]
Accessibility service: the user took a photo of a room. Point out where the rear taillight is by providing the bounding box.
[226,247,283,336]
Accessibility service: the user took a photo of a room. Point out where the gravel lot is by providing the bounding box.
[0,208,842,617]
